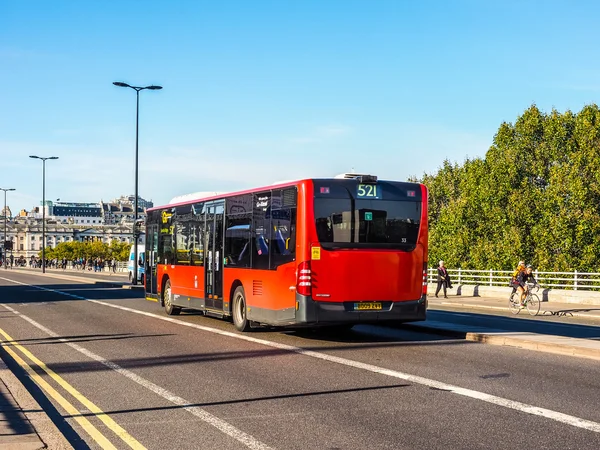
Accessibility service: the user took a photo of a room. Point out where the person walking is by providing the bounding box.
[435,260,452,298]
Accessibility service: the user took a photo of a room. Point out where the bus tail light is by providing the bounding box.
[297,261,312,296]
[422,262,428,296]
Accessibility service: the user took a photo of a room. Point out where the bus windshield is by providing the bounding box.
[313,181,421,250]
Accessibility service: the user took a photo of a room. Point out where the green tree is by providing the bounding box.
[39,240,131,262]
[417,104,600,273]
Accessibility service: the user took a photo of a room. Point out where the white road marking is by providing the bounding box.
[3,277,600,435]
[0,279,272,450]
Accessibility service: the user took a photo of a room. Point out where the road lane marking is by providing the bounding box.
[0,332,119,449]
[4,277,600,435]
[91,300,600,434]
[0,327,146,449]
[0,297,273,449]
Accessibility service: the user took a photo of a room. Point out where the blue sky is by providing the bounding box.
[1,0,599,212]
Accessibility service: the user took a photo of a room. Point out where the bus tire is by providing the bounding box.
[232,286,251,332]
[163,279,181,315]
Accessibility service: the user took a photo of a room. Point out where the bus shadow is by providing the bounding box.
[426,310,600,339]
[0,282,144,304]
[285,324,457,343]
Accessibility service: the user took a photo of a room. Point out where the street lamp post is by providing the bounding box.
[1,188,15,269]
[29,156,59,273]
[113,81,162,285]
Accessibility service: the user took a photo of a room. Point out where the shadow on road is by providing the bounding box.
[424,309,600,339]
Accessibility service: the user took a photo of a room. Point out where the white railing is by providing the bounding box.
[428,268,600,291]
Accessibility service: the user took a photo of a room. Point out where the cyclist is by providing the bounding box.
[509,260,525,300]
[515,265,537,307]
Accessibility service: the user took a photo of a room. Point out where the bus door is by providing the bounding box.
[205,201,225,311]
[145,223,159,297]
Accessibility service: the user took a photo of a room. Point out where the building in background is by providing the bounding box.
[1,194,151,259]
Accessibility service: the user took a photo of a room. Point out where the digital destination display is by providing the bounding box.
[356,184,382,199]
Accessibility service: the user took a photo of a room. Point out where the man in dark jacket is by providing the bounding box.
[435,260,452,298]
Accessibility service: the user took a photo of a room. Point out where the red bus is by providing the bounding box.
[144,174,428,331]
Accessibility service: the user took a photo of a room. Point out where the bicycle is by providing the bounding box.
[509,283,540,316]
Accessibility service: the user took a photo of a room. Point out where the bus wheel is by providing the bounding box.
[163,280,181,316]
[232,286,250,332]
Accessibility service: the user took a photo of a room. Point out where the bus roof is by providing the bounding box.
[168,191,228,204]
[150,179,308,211]
[149,176,422,212]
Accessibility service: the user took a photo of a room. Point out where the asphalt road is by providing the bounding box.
[1,271,599,449]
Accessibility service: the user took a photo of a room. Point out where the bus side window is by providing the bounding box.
[272,207,296,268]
[253,234,270,269]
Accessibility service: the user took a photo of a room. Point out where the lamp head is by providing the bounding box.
[146,85,163,90]
[113,81,131,88]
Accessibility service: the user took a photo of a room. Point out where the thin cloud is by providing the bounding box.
[316,124,352,136]
[287,123,352,144]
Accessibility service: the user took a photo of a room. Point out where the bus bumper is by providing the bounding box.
[295,293,427,325]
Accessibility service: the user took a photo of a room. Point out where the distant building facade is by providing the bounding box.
[2,218,143,259]
[0,194,151,259]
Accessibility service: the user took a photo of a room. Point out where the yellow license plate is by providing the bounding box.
[354,302,382,311]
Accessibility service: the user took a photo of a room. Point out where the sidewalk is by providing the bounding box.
[428,294,600,321]
[0,375,43,450]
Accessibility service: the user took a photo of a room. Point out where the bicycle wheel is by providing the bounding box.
[508,296,521,315]
[526,293,540,316]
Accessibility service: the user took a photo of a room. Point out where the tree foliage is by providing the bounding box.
[416,104,600,272]
[41,241,130,262]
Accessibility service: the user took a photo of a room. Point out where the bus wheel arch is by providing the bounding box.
[162,276,181,316]
[232,285,251,332]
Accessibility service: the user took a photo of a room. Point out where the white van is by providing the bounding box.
[127,244,145,283]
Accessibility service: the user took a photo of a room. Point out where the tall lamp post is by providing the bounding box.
[113,81,162,285]
[1,187,15,269]
[29,155,59,273]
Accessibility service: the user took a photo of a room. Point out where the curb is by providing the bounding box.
[0,358,72,449]
[402,321,600,361]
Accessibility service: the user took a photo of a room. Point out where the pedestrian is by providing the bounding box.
[435,260,452,298]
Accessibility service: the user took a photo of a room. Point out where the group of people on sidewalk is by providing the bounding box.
[434,259,537,305]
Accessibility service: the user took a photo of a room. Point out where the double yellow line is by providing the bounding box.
[0,327,146,449]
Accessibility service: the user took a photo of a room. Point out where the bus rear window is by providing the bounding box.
[314,198,421,249]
